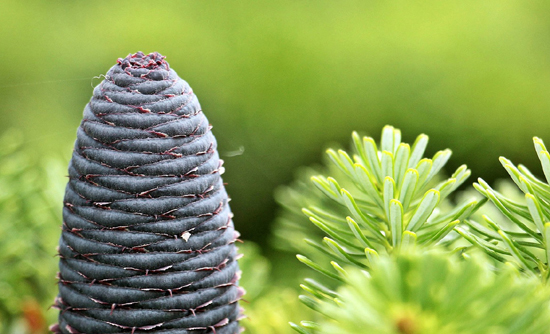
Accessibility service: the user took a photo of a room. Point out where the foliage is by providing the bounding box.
[273,165,347,255]
[271,126,550,334]
[458,137,550,281]
[273,126,487,333]
[237,241,315,334]
[243,288,314,334]
[318,250,550,334]
[0,130,65,333]
[237,242,270,302]
[277,125,481,276]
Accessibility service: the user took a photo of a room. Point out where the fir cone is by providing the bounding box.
[51,52,244,334]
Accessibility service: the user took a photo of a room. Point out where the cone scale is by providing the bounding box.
[51,52,243,334]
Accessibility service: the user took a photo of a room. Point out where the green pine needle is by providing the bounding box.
[465,137,550,282]
[318,251,550,334]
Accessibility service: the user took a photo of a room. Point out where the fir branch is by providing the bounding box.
[276,126,482,334]
[463,137,550,282]
[318,251,550,334]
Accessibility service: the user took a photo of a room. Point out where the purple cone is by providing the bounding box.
[51,52,243,334]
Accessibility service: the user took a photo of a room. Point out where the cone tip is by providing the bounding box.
[117,51,169,71]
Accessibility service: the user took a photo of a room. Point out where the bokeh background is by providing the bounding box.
[2,0,550,332]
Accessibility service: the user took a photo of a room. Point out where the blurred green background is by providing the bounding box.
[2,0,550,332]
